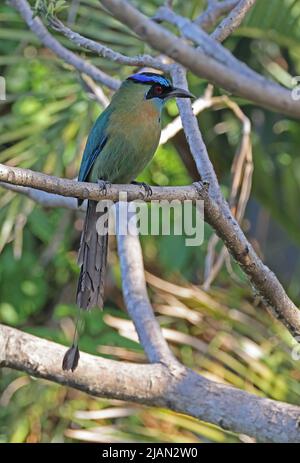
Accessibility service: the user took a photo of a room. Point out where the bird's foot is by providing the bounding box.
[193,180,209,197]
[131,181,153,199]
[97,179,111,196]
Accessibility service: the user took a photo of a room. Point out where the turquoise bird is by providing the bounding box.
[63,72,193,370]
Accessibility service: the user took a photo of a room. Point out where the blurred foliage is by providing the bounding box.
[1,0,300,443]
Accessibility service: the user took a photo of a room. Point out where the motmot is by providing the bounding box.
[63,72,194,371]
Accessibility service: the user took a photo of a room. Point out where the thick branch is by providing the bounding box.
[117,229,176,365]
[101,0,300,119]
[0,181,79,209]
[154,5,256,80]
[10,0,120,90]
[194,182,300,338]
[0,164,198,203]
[1,324,300,442]
[0,324,169,405]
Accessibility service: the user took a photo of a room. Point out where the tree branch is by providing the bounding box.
[101,0,300,119]
[0,164,198,203]
[48,15,172,73]
[10,0,120,90]
[1,323,300,442]
[194,182,300,338]
[0,324,169,405]
[160,88,214,145]
[211,0,257,42]
[11,0,299,117]
[195,0,239,29]
[170,65,300,339]
[203,93,253,288]
[153,4,255,78]
[1,163,300,340]
[154,3,256,72]
[170,66,222,203]
[154,2,274,99]
[117,228,177,365]
[0,181,79,210]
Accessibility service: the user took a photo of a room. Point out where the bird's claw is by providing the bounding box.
[97,179,111,196]
[131,181,153,198]
[193,180,209,196]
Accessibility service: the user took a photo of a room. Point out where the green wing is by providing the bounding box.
[78,108,110,183]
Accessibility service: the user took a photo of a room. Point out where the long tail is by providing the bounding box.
[62,200,108,371]
[76,199,108,310]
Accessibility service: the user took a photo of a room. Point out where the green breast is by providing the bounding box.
[89,99,161,183]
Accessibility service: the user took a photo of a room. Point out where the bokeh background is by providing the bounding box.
[1,0,300,443]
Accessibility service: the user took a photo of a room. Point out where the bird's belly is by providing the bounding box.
[90,127,160,184]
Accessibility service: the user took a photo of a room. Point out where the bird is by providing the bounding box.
[62,71,194,371]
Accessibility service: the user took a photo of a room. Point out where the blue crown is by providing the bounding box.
[128,72,171,87]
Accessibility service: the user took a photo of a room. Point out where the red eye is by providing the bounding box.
[154,85,163,95]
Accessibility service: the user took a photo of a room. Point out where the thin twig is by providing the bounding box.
[48,15,172,74]
[160,86,214,145]
[10,0,120,90]
[195,1,239,29]
[79,74,110,107]
[212,0,257,42]
[203,95,253,289]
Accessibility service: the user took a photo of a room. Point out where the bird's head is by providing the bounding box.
[120,72,194,109]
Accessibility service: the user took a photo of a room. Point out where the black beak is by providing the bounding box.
[167,87,195,99]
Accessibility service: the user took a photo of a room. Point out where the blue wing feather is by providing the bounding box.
[78,109,110,183]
